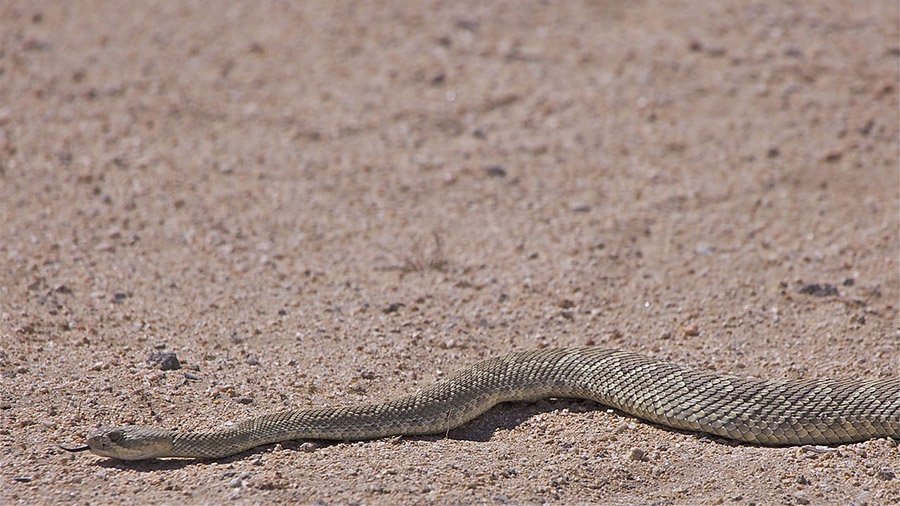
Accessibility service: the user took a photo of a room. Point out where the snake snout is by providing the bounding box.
[87,426,175,460]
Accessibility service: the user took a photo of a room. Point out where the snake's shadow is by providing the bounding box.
[91,399,739,470]
[428,398,737,445]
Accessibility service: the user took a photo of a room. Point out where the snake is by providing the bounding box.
[65,347,900,460]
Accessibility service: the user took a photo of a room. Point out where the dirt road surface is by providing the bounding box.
[1,1,898,504]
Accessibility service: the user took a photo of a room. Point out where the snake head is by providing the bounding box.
[86,426,175,460]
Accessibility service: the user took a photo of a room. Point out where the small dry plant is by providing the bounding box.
[379,232,449,277]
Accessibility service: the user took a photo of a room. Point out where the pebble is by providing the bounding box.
[227,477,243,488]
[876,468,895,481]
[793,492,810,505]
[627,448,647,461]
[147,351,181,371]
[797,283,838,297]
[800,445,836,454]
[299,442,319,452]
[383,303,403,314]
[484,165,507,177]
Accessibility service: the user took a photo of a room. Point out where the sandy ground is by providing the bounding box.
[1,0,898,504]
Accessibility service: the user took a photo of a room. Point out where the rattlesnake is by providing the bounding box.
[68,348,900,460]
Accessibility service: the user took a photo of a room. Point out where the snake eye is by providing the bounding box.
[107,430,124,442]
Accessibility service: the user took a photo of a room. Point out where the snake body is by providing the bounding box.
[84,348,900,460]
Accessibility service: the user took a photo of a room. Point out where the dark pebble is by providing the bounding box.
[237,397,253,405]
[823,152,842,163]
[383,302,404,314]
[484,165,507,177]
[147,351,181,371]
[798,283,839,297]
[877,468,895,481]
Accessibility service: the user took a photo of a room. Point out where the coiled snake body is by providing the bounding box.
[79,348,900,460]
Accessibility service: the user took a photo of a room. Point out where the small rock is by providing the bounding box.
[627,448,647,461]
[245,356,260,366]
[383,302,404,314]
[236,397,253,405]
[569,202,591,213]
[800,445,836,455]
[694,243,715,256]
[796,474,810,485]
[683,326,700,337]
[484,165,507,177]
[90,362,105,371]
[876,468,895,481]
[299,442,319,452]
[13,477,32,483]
[794,492,810,505]
[227,477,243,488]
[798,283,839,297]
[147,351,181,371]
[823,152,842,163]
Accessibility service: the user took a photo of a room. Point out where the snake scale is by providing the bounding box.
[75,348,900,460]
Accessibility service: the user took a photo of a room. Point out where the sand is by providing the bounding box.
[1,0,898,504]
